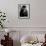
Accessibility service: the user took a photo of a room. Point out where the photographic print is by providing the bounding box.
[18,4,30,19]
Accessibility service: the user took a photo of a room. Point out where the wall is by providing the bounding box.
[0,0,46,46]
[0,0,46,27]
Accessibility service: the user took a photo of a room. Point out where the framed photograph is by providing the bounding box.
[18,4,30,19]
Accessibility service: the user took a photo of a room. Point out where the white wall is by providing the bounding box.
[0,1,46,46]
[0,0,46,27]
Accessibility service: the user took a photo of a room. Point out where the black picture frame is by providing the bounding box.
[18,4,30,19]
